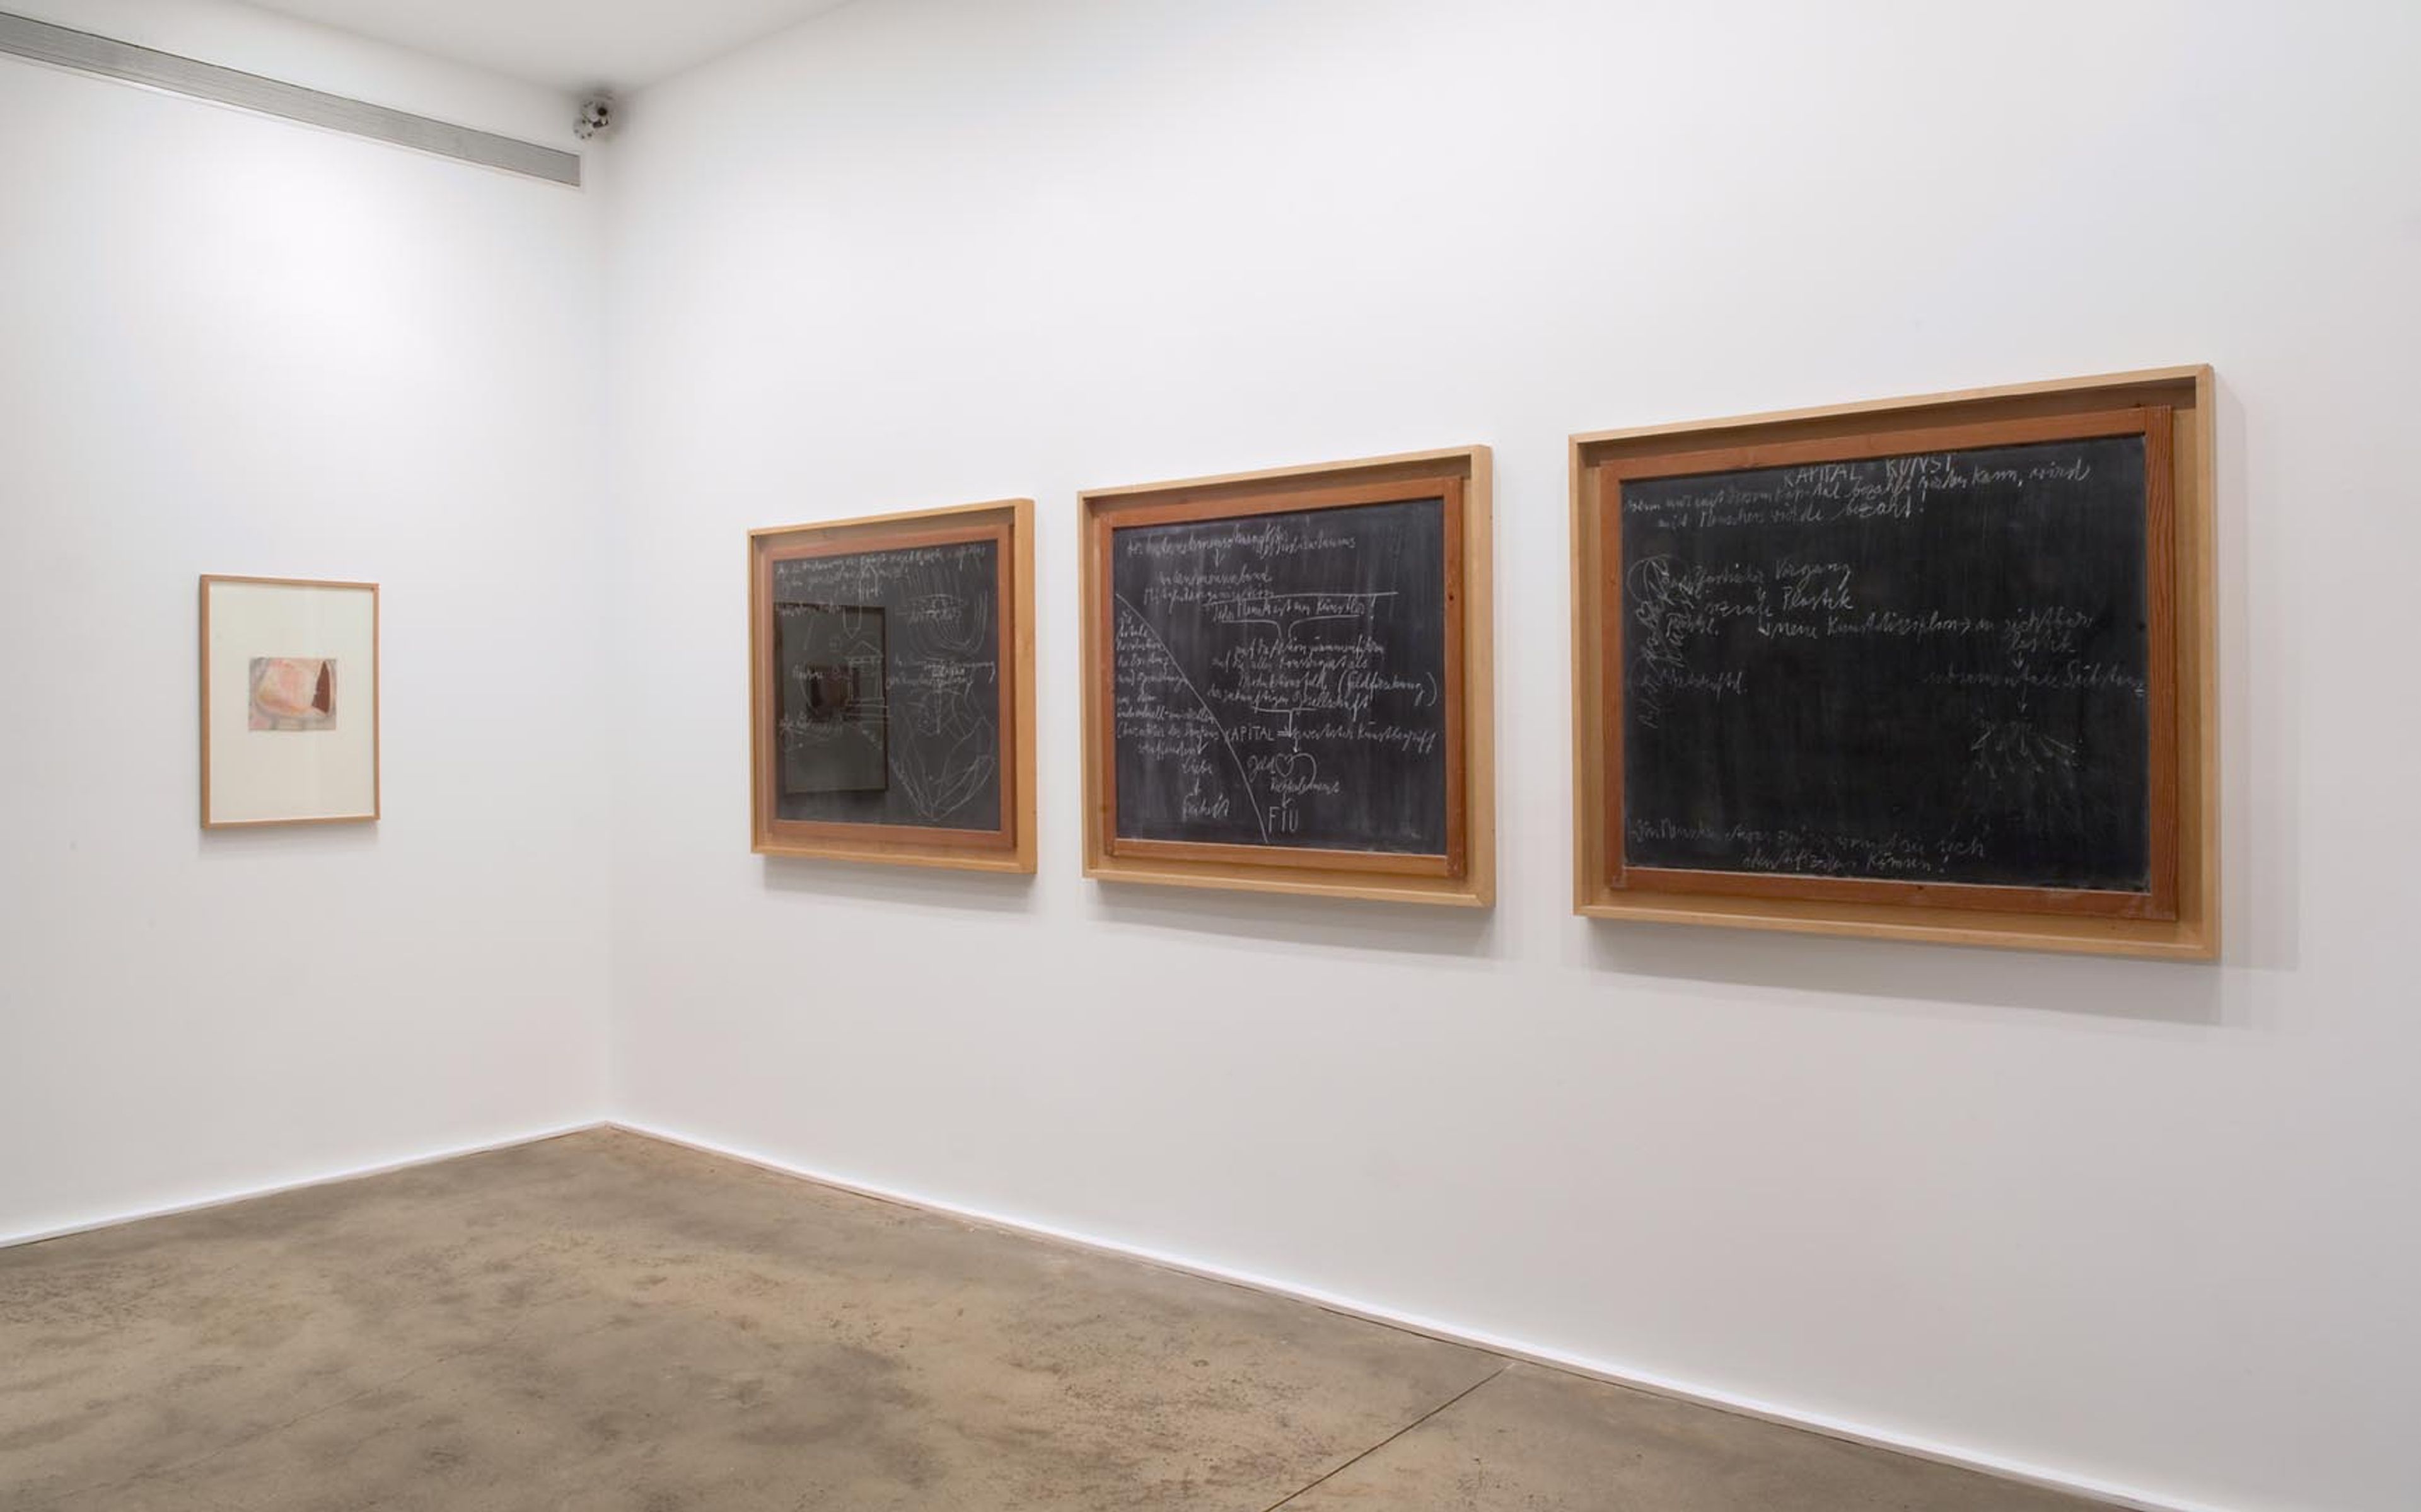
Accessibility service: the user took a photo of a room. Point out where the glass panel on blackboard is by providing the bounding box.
[770,540,1002,831]
[776,604,888,795]
[1109,498,1449,855]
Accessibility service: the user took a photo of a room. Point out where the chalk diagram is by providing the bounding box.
[888,587,999,824]
[773,543,1002,829]
[1625,554,1700,731]
[1952,608,2104,848]
[1113,596,1269,838]
[1109,504,1448,853]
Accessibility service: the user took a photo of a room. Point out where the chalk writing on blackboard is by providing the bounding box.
[1618,435,2152,893]
[772,540,1001,829]
[1110,499,1449,855]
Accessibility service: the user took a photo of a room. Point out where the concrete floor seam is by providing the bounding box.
[1257,1361,1513,1512]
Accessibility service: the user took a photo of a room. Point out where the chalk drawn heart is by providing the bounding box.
[1267,754,1316,793]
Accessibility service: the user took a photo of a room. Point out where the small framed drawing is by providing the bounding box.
[748,499,1036,872]
[1080,447,1495,906]
[199,575,381,828]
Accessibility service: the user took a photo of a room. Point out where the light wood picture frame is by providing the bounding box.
[749,499,1037,873]
[199,574,381,829]
[1081,447,1495,907]
[1570,367,2217,959]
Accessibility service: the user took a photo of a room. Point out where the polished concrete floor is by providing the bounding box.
[1,1130,2098,1511]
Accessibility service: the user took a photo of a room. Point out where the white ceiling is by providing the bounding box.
[241,0,856,91]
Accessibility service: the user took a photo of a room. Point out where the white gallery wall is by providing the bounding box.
[2,1,2415,1510]
[0,2,610,1239]
[602,3,2421,1511]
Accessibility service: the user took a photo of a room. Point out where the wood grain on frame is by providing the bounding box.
[748,499,1037,874]
[1570,367,2216,960]
[198,574,381,830]
[1080,447,1494,907]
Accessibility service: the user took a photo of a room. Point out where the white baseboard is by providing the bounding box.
[612,1117,2228,1512]
[0,1119,607,1250]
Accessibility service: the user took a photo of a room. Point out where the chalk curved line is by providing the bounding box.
[1115,594,1269,843]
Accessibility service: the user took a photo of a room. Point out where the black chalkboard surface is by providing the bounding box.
[1616,431,2163,903]
[771,539,1002,831]
[1110,497,1451,856]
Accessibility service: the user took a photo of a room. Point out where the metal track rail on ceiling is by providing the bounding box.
[0,10,581,187]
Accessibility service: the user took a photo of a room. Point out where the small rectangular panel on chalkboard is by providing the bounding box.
[750,500,1036,874]
[1572,370,2218,959]
[1082,449,1494,907]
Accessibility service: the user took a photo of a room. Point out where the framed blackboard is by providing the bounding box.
[1572,370,2218,959]
[1083,449,1494,906]
[750,500,1035,872]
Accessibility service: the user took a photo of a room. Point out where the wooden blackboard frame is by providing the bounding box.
[748,499,1037,873]
[1571,368,2218,959]
[1081,447,1495,906]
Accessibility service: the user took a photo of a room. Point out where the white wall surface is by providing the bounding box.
[0,6,608,1239]
[602,3,2421,1510]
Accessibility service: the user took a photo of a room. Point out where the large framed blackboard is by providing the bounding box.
[1572,370,2218,959]
[1083,449,1494,906]
[750,500,1035,873]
